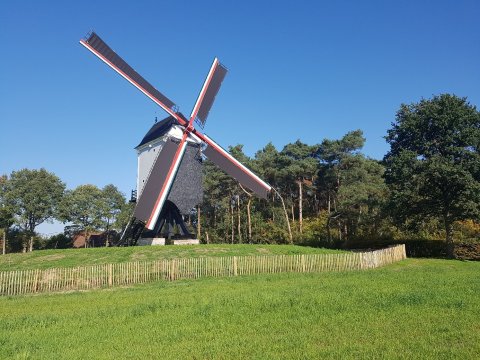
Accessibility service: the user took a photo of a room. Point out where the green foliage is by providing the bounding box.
[384,94,480,256]
[301,211,329,245]
[454,242,480,260]
[3,228,19,252]
[0,228,42,253]
[0,176,14,254]
[114,201,135,232]
[202,140,332,245]
[3,168,65,233]
[199,116,478,247]
[0,259,478,358]
[0,208,13,232]
[43,234,73,249]
[58,185,105,242]
[254,219,290,244]
[453,220,480,242]
[0,175,14,230]
[315,130,386,243]
[254,142,281,185]
[317,129,365,164]
[100,184,126,231]
[280,140,318,181]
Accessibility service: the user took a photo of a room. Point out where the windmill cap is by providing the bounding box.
[135,113,188,149]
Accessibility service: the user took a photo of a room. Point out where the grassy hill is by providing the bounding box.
[0,258,478,359]
[0,244,343,271]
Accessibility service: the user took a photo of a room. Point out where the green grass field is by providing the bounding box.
[0,258,478,359]
[0,245,342,271]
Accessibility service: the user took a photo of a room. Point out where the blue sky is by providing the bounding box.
[1,0,479,234]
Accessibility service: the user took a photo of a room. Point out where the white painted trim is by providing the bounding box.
[189,132,203,144]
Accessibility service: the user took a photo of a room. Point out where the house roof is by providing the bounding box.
[135,113,188,149]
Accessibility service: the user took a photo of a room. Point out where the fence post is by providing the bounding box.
[33,269,40,292]
[233,256,238,276]
[171,259,176,281]
[108,263,113,287]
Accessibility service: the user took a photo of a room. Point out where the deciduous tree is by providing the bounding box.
[58,185,104,248]
[4,169,65,251]
[101,184,126,246]
[0,175,14,254]
[384,94,480,257]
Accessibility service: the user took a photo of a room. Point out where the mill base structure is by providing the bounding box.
[137,238,200,246]
[141,201,193,241]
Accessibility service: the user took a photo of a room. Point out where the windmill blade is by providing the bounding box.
[202,134,271,199]
[80,32,178,119]
[190,58,228,127]
[134,134,188,230]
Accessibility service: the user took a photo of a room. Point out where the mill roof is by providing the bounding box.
[135,113,187,149]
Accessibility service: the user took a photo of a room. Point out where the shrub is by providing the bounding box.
[44,234,73,249]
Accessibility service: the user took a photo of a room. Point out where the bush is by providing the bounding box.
[44,234,73,249]
[343,237,479,260]
[454,242,480,261]
[254,220,290,244]
[453,220,480,241]
[347,237,449,256]
[300,212,329,245]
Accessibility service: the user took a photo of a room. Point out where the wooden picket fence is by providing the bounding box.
[0,245,405,296]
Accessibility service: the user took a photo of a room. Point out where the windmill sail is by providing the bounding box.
[80,32,178,118]
[202,135,271,199]
[190,58,228,127]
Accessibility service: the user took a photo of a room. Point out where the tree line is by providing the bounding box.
[199,94,480,258]
[0,174,131,252]
[1,94,479,257]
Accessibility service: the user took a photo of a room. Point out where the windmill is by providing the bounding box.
[80,32,271,245]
